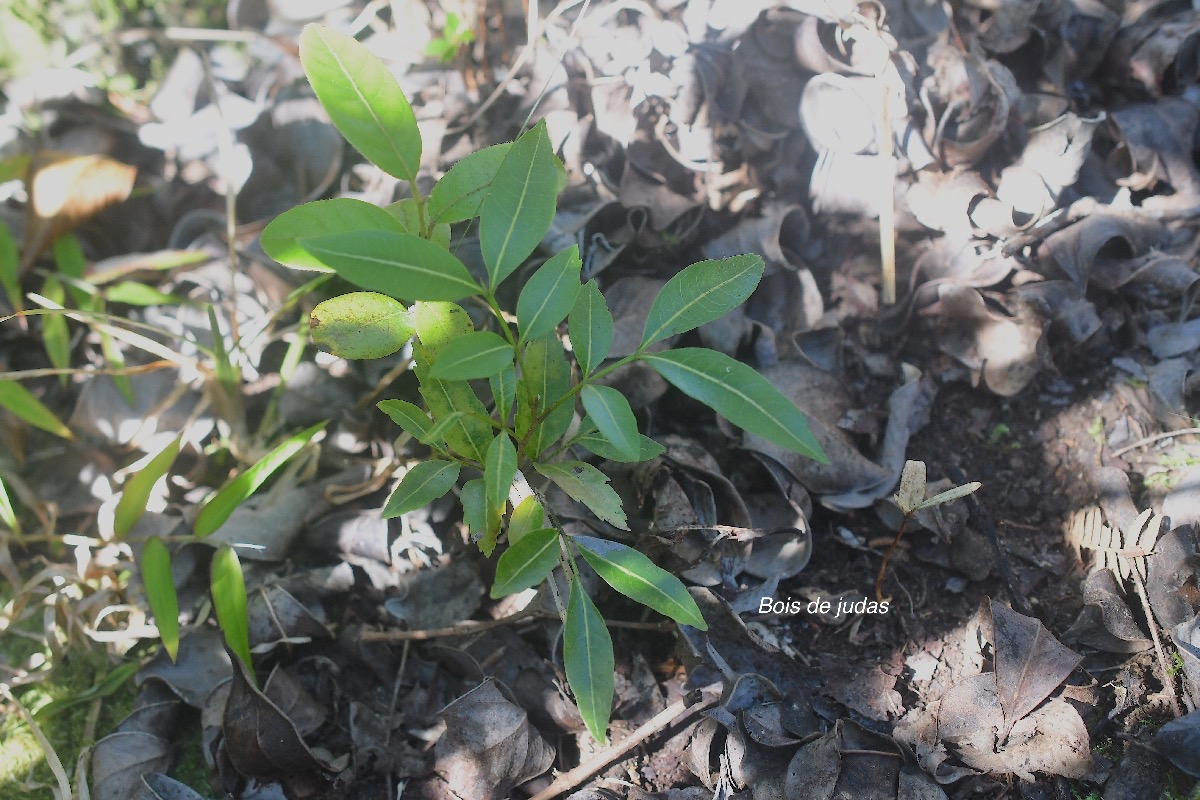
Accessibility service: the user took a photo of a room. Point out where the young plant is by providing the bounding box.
[425,11,475,64]
[261,24,828,743]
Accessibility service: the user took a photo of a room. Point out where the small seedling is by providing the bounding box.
[876,460,980,601]
[259,24,828,743]
[425,11,475,64]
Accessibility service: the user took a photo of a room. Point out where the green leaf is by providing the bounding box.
[298,230,483,302]
[102,281,182,306]
[580,385,639,462]
[576,427,664,463]
[461,477,487,538]
[918,482,982,511]
[140,537,180,662]
[32,660,140,723]
[484,432,517,519]
[211,545,253,677]
[0,380,73,439]
[491,363,516,422]
[519,333,573,458]
[299,24,421,181]
[53,234,91,308]
[378,399,433,440]
[40,276,70,380]
[310,291,414,359]
[428,143,511,224]
[564,576,613,744]
[640,255,765,347]
[382,460,460,518]
[507,494,544,544]
[534,461,628,530]
[479,119,559,287]
[194,421,327,537]
[417,411,467,448]
[413,302,493,461]
[569,280,613,375]
[114,436,182,539]
[574,536,707,629]
[262,198,404,271]
[0,222,21,314]
[491,527,559,598]
[0,471,19,537]
[642,349,826,462]
[428,331,514,380]
[517,246,582,344]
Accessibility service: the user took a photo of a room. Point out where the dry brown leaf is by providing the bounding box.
[20,151,137,274]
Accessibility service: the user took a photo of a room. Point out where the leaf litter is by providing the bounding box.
[5,0,1200,797]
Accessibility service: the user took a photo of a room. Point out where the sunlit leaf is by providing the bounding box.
[40,275,70,381]
[569,280,613,376]
[640,255,764,347]
[382,460,460,518]
[0,221,21,314]
[0,472,19,537]
[114,436,181,539]
[575,536,707,628]
[479,120,558,287]
[378,399,433,440]
[580,384,639,462]
[491,527,559,597]
[0,380,73,439]
[517,246,582,344]
[298,230,482,301]
[261,198,404,271]
[534,461,628,530]
[642,349,826,462]
[141,537,180,662]
[299,24,421,181]
[919,481,982,511]
[508,494,544,544]
[211,545,253,678]
[194,421,327,537]
[102,281,182,306]
[428,331,514,380]
[428,143,511,224]
[310,291,414,359]
[565,577,613,744]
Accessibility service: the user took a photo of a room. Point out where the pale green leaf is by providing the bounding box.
[0,472,19,537]
[140,537,180,662]
[0,380,73,439]
[484,432,517,520]
[565,577,613,744]
[262,198,404,271]
[428,143,511,224]
[479,119,559,287]
[918,482,982,511]
[569,280,613,376]
[517,246,582,344]
[575,536,707,628]
[491,526,559,598]
[382,460,460,518]
[413,302,493,461]
[580,384,639,462]
[211,545,253,677]
[310,291,414,359]
[641,255,764,347]
[194,421,327,537]
[298,230,482,301]
[40,276,70,380]
[299,24,421,181]
[508,495,544,544]
[378,399,432,440]
[428,331,514,380]
[895,460,926,515]
[642,349,826,462]
[114,436,182,539]
[102,281,182,306]
[534,461,628,530]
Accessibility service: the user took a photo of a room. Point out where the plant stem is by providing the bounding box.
[875,513,911,602]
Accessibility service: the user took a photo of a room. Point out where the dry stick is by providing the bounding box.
[1132,573,1184,717]
[361,607,539,641]
[526,685,721,800]
[1110,427,1200,458]
[947,465,1034,617]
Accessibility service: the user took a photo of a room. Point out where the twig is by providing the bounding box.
[1132,573,1183,717]
[1111,427,1200,458]
[947,465,1034,616]
[361,607,538,641]
[526,684,720,800]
